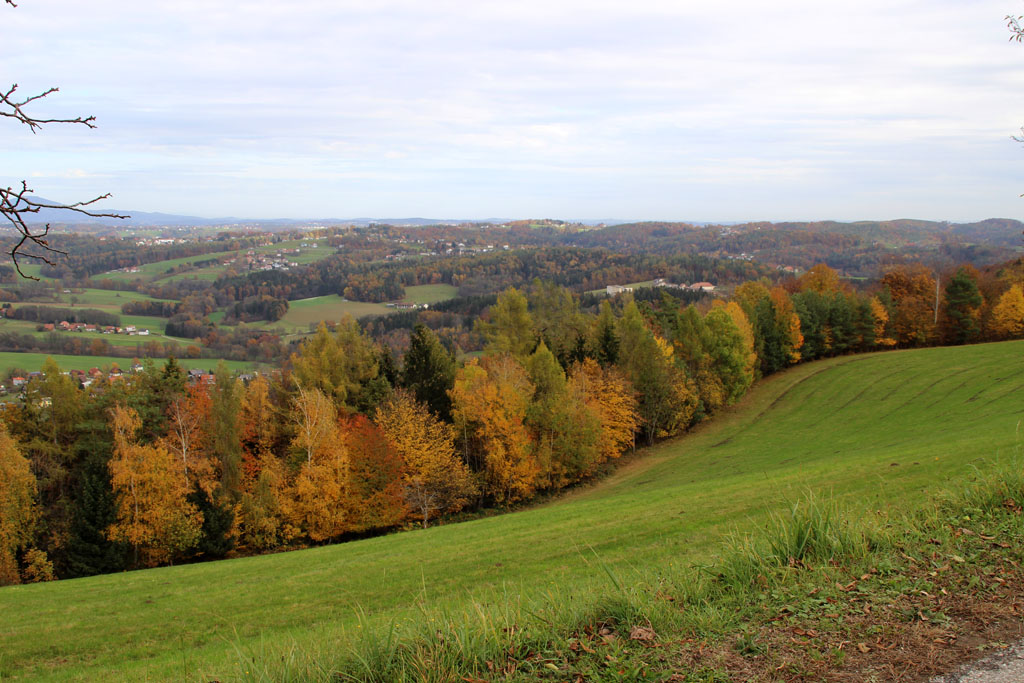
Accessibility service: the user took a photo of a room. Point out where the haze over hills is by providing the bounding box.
[15,200,1023,236]
[19,200,635,228]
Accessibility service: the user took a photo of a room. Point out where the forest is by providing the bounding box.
[2,256,1024,585]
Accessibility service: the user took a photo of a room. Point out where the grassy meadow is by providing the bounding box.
[95,239,337,285]
[401,283,458,304]
[2,341,1023,680]
[271,295,392,331]
[263,285,458,333]
[0,352,259,376]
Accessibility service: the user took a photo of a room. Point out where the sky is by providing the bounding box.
[5,0,1024,222]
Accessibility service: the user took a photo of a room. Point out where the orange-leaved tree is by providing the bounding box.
[236,375,293,550]
[163,382,216,496]
[341,415,406,533]
[880,265,937,346]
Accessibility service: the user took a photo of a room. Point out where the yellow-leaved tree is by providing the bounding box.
[0,424,39,585]
[290,387,350,542]
[770,286,804,363]
[569,358,640,463]
[375,390,476,528]
[869,296,897,347]
[107,405,202,567]
[450,355,538,505]
[990,285,1024,339]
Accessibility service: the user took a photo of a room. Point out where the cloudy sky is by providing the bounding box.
[5,1,1024,222]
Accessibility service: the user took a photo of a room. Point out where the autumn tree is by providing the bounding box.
[450,355,538,505]
[798,263,845,294]
[0,423,38,585]
[291,318,387,413]
[528,280,589,366]
[616,299,697,443]
[477,287,536,357]
[704,302,757,403]
[289,387,350,541]
[880,265,937,347]
[990,284,1024,339]
[107,405,202,567]
[238,374,279,481]
[525,341,602,489]
[770,287,804,365]
[869,296,897,347]
[568,358,639,463]
[375,390,475,528]
[164,382,215,494]
[235,375,293,550]
[341,415,406,533]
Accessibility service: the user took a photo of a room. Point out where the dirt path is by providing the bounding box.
[931,642,1024,683]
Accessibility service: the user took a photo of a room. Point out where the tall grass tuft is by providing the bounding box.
[942,457,1024,517]
[711,493,884,593]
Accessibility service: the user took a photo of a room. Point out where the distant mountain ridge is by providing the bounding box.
[16,201,1024,240]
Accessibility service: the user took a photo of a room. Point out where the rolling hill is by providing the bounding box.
[2,341,1023,680]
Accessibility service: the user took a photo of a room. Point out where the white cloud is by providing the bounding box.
[3,0,1023,220]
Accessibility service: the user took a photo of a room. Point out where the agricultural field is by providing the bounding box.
[0,287,174,312]
[94,250,239,282]
[95,239,337,285]
[268,295,392,332]
[3,340,1022,680]
[400,283,458,304]
[256,284,458,334]
[0,352,259,376]
[0,318,194,348]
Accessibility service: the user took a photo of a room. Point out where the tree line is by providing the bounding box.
[2,260,1023,584]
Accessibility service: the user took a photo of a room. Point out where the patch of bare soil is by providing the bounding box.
[671,536,1024,681]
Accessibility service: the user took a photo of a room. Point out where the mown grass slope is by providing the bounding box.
[2,341,1022,680]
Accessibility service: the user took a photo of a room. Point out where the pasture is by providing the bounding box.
[3,341,1022,680]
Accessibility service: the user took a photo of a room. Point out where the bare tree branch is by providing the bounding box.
[1,84,96,132]
[0,182,127,279]
[3,0,126,278]
[1009,14,1024,42]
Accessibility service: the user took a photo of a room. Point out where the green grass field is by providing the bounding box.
[3,341,1024,680]
[2,288,175,313]
[0,352,259,375]
[266,295,392,332]
[95,250,239,282]
[96,240,337,285]
[255,285,457,335]
[401,283,458,304]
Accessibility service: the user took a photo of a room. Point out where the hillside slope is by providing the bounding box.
[3,341,1023,680]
